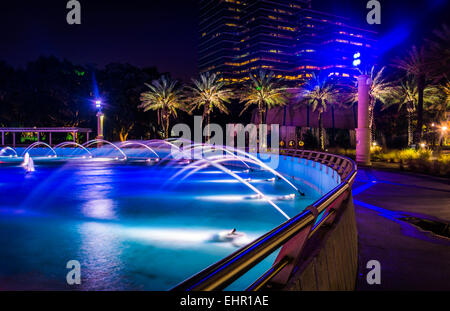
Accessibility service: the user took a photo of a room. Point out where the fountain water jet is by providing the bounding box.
[21,142,57,157]
[0,147,18,157]
[118,141,160,159]
[54,142,93,157]
[82,139,127,160]
[178,160,291,220]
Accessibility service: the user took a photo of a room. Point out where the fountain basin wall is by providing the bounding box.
[275,155,341,196]
[259,153,357,291]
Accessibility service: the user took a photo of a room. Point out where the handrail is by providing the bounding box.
[171,149,357,291]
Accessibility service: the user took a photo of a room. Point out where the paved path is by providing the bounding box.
[353,168,450,290]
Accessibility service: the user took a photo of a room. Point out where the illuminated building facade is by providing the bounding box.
[198,0,246,81]
[198,0,377,85]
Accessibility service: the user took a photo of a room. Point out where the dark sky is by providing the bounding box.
[0,0,448,81]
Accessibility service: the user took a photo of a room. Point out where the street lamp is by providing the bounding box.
[95,99,104,140]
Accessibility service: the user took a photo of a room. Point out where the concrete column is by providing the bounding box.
[73,131,76,142]
[356,75,371,166]
[86,132,90,142]
[13,133,15,147]
[1,132,4,145]
[49,132,52,146]
[37,132,40,143]
[96,112,104,139]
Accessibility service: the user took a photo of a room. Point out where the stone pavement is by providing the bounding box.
[353,168,450,290]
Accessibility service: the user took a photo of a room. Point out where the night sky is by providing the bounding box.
[0,0,448,81]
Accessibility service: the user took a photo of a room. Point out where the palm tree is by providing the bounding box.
[298,73,339,150]
[428,81,450,121]
[352,66,395,143]
[426,24,450,83]
[392,46,431,142]
[187,72,233,138]
[385,77,442,146]
[239,70,289,125]
[139,76,184,139]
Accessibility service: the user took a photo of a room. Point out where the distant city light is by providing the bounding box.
[95,100,102,108]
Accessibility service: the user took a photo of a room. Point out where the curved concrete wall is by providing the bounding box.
[266,154,357,291]
[285,195,358,290]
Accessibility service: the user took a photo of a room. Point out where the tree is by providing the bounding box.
[428,81,450,121]
[352,66,395,143]
[392,46,431,142]
[98,63,161,141]
[385,77,442,146]
[139,76,184,139]
[426,24,450,83]
[298,73,339,150]
[239,70,289,125]
[187,72,233,138]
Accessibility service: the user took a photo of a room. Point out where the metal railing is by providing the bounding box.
[172,149,357,291]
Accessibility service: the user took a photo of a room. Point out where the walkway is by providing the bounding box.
[353,168,450,290]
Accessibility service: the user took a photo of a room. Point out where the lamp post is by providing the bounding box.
[354,52,372,166]
[95,100,104,140]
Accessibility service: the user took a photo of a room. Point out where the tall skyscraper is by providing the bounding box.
[198,0,377,85]
[198,0,246,81]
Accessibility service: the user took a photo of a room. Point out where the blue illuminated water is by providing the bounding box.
[0,159,320,290]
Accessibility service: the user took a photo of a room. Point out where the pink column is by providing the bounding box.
[356,75,371,166]
[96,112,104,140]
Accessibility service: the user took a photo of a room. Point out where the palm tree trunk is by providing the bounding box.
[319,112,324,150]
[306,104,310,127]
[415,74,425,143]
[259,107,264,126]
[331,105,335,146]
[264,105,268,124]
[408,110,413,147]
[165,116,170,139]
[369,99,375,144]
[206,112,211,142]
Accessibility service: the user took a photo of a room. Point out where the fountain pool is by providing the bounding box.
[0,142,330,290]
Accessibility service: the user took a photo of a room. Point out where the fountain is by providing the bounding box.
[82,139,127,160]
[118,141,160,159]
[54,142,93,158]
[0,138,327,290]
[21,142,57,157]
[0,147,18,157]
[22,152,35,173]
